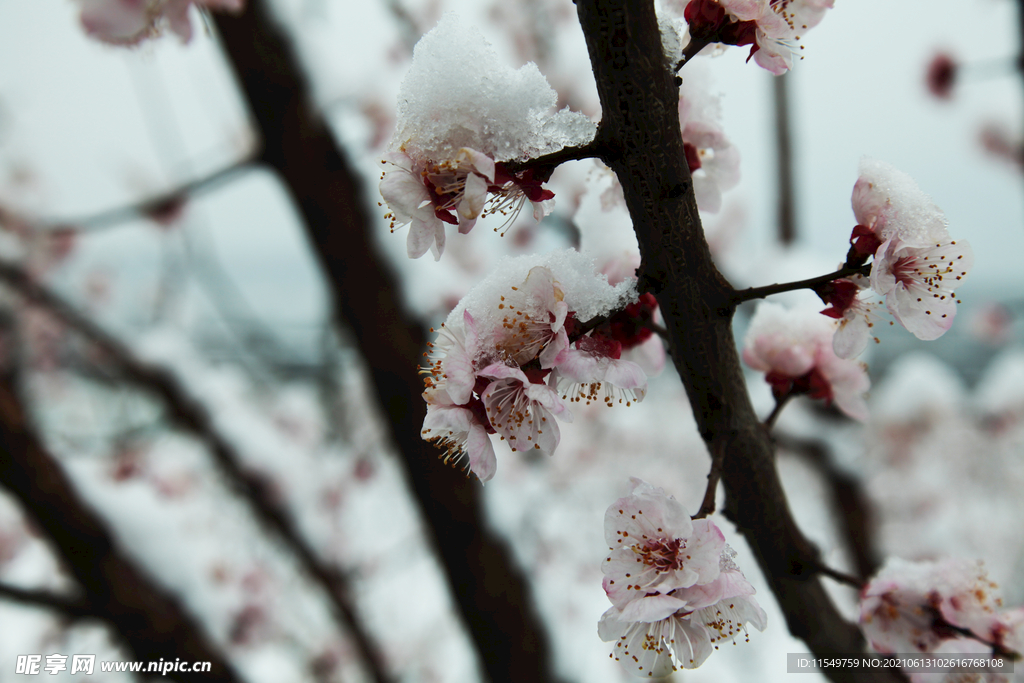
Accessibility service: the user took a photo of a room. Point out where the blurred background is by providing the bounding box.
[1,0,1023,681]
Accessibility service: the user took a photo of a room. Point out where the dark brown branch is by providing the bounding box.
[0,326,241,683]
[0,258,390,683]
[0,582,97,621]
[733,263,870,304]
[675,36,713,71]
[503,139,607,182]
[573,3,900,681]
[808,562,864,590]
[692,448,723,520]
[764,394,792,431]
[774,432,880,581]
[213,4,564,682]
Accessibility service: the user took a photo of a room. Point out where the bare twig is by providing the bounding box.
[693,447,724,520]
[764,394,792,431]
[503,139,608,181]
[808,562,864,590]
[675,36,713,71]
[35,162,251,232]
[732,263,870,305]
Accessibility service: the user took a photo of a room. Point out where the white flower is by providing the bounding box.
[870,237,974,342]
[421,386,497,482]
[602,479,723,608]
[859,558,1008,656]
[598,481,767,679]
[380,148,495,260]
[479,362,570,455]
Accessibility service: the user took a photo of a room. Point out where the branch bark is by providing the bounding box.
[573,3,900,680]
[213,4,562,682]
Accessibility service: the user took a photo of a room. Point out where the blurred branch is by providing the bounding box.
[0,316,241,683]
[213,4,564,682]
[0,258,391,683]
[35,162,251,232]
[574,3,899,680]
[774,431,880,581]
[773,73,796,245]
[0,582,96,621]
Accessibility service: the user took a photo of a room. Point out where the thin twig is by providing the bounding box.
[808,561,864,590]
[675,36,712,71]
[732,263,870,305]
[773,72,797,245]
[34,162,251,232]
[503,139,608,181]
[693,449,724,519]
[645,321,668,340]
[764,393,792,431]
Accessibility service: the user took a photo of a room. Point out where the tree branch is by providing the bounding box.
[732,263,870,305]
[503,139,607,181]
[0,582,97,621]
[774,432,880,581]
[573,3,900,680]
[213,4,564,682]
[0,258,391,683]
[33,162,251,233]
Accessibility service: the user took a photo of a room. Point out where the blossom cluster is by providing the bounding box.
[420,252,652,482]
[598,479,767,676]
[860,558,1022,682]
[76,0,244,45]
[379,13,595,260]
[823,159,974,359]
[677,0,834,74]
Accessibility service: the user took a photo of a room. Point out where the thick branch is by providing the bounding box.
[573,3,899,680]
[213,4,562,682]
[0,258,390,683]
[0,337,240,682]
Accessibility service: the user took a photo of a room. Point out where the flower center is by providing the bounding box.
[637,537,686,572]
